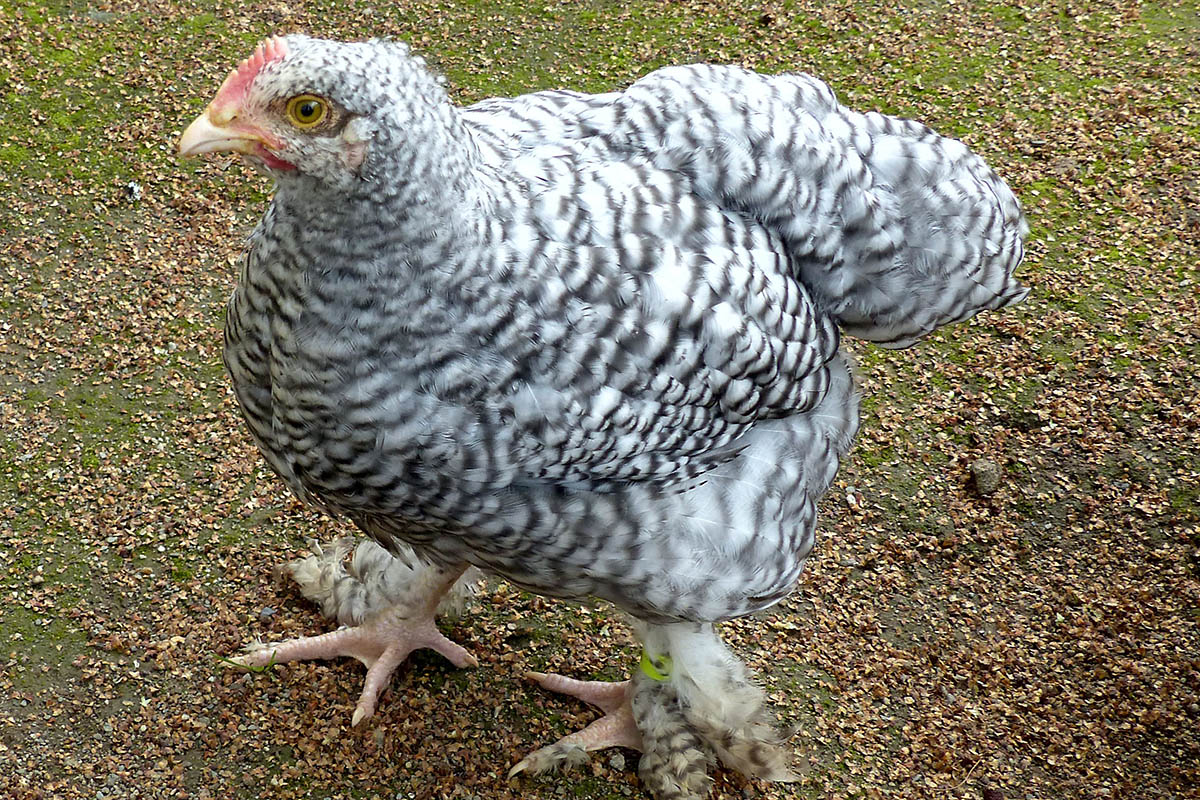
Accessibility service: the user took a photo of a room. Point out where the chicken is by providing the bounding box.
[179,35,1027,799]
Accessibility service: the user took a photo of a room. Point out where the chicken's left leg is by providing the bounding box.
[231,538,478,726]
[511,622,797,800]
[508,674,641,775]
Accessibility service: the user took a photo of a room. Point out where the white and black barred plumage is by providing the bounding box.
[214,35,1023,622]
[182,34,1026,797]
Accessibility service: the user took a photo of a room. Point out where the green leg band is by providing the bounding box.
[640,650,673,681]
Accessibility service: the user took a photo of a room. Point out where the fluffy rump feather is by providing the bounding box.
[285,537,479,626]
[563,65,1028,347]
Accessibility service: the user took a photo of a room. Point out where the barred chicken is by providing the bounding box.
[179,35,1026,799]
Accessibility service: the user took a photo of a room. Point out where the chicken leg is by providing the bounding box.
[509,674,642,774]
[231,538,478,725]
[511,623,797,800]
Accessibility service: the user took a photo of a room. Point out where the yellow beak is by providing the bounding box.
[178,110,260,156]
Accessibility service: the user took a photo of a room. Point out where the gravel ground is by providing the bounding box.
[1,1,1197,799]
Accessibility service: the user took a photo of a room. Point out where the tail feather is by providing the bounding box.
[575,64,1027,347]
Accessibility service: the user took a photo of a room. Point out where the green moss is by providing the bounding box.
[1138,3,1200,41]
[1,607,89,692]
[856,444,899,469]
[181,11,220,33]
[1168,483,1200,524]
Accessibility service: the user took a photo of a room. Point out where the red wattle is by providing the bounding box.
[256,147,296,171]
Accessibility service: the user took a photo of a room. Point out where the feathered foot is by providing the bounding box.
[508,674,641,776]
[229,537,479,726]
[513,622,796,800]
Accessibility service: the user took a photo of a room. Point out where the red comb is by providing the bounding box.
[212,36,289,114]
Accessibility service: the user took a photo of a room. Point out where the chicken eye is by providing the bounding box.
[286,95,328,128]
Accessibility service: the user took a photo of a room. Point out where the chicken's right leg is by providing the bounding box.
[231,538,478,726]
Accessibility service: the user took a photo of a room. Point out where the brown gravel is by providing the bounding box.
[1,1,1197,800]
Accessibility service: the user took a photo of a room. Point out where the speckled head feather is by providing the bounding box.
[202,35,474,195]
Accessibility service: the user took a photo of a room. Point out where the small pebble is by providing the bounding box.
[970,458,1003,496]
